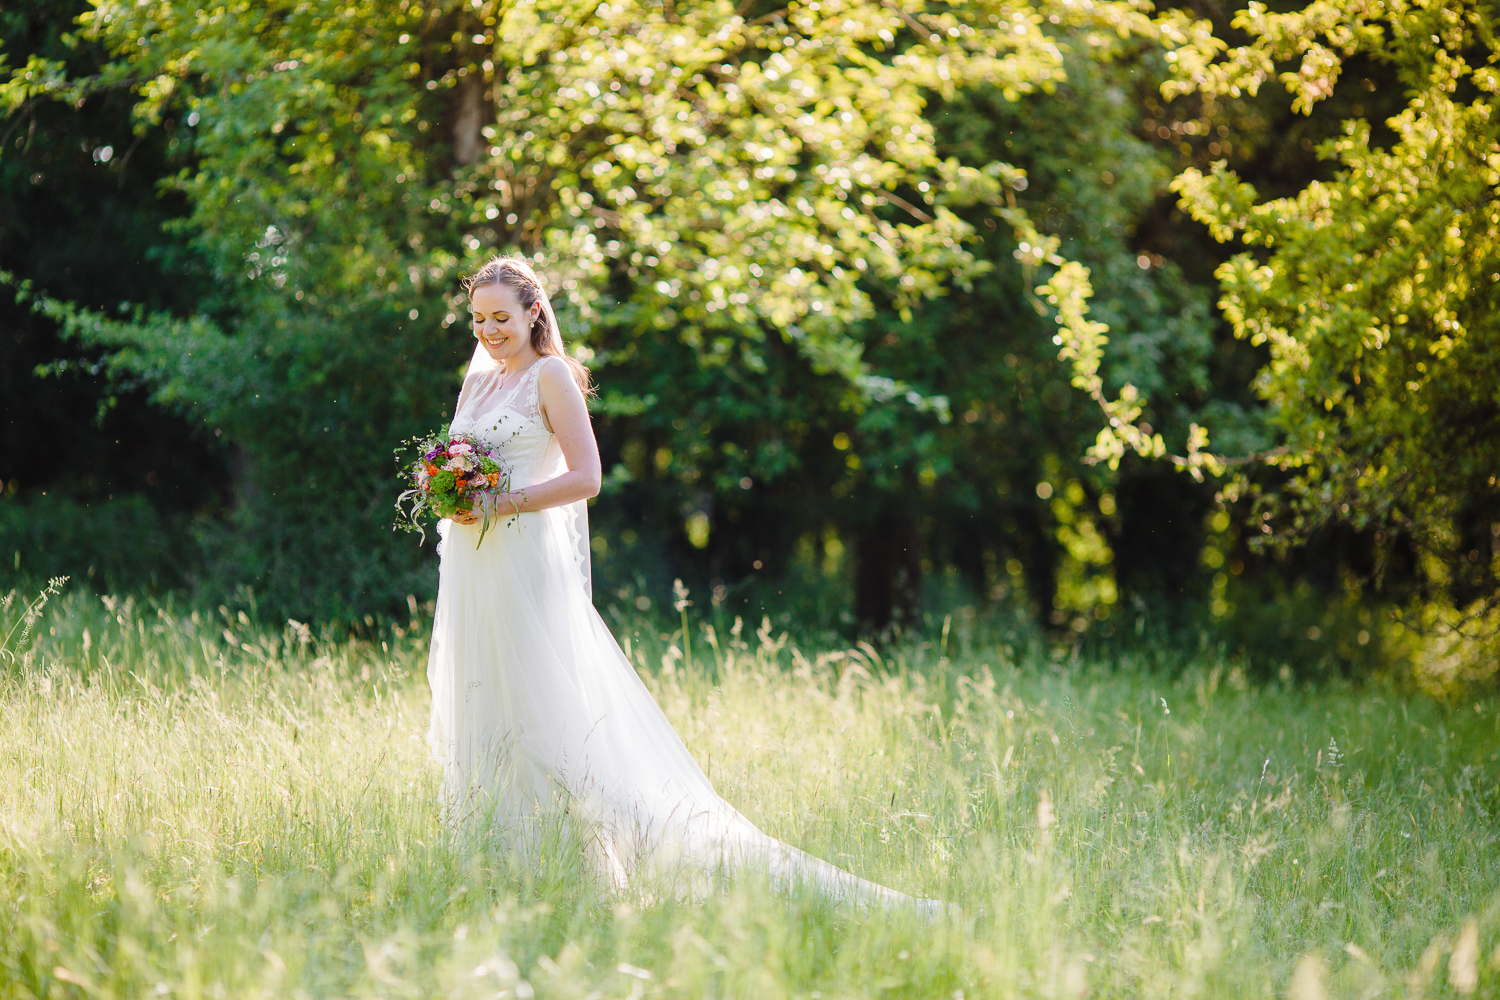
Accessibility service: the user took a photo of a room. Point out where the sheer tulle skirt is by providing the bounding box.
[426,504,940,911]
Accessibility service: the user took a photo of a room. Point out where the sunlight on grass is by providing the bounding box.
[1,587,1498,998]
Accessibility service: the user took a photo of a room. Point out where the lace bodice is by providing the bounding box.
[444,354,592,596]
[449,356,565,489]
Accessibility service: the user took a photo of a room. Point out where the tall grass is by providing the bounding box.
[1,585,1497,998]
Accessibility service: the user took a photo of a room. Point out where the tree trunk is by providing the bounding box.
[1014,502,1059,628]
[854,508,921,633]
[1113,462,1212,625]
[452,74,486,166]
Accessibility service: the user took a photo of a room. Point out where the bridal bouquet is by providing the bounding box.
[395,427,510,546]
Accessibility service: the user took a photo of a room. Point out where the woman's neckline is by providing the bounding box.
[499,355,544,383]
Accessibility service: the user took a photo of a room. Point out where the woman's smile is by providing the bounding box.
[469,283,540,364]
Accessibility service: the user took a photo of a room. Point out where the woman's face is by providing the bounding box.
[470,282,540,366]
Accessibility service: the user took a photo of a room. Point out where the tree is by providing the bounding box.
[1152,0,1500,632]
[0,0,227,591]
[837,41,1219,630]
[5,0,1191,620]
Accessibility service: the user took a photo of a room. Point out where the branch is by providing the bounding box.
[871,188,935,224]
[587,205,622,226]
[747,7,792,26]
[879,0,941,43]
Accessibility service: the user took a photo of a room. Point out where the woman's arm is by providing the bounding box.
[450,358,600,523]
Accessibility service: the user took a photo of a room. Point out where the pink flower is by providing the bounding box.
[450,442,473,455]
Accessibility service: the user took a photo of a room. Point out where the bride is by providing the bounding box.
[425,255,944,913]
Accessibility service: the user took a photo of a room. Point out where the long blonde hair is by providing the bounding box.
[462,255,593,394]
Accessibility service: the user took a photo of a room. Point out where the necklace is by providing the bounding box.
[499,355,540,387]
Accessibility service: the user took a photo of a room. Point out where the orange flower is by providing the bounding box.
[426,464,441,477]
[488,473,500,486]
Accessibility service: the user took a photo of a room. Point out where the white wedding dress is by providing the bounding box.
[426,355,943,912]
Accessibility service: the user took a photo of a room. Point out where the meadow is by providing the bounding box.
[1,583,1498,999]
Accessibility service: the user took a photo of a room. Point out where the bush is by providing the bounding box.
[0,493,196,593]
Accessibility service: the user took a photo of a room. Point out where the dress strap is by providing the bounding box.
[519,355,556,421]
[453,365,499,422]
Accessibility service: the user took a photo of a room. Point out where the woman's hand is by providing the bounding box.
[450,493,518,524]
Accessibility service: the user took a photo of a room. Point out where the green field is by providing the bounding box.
[2,586,1497,999]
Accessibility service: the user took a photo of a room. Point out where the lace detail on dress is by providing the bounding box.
[515,356,549,423]
[455,361,541,429]
[562,502,593,599]
[450,362,552,482]
[447,355,593,597]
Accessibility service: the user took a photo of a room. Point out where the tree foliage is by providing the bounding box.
[4,0,1219,621]
[1151,0,1500,626]
[20,0,1418,654]
[0,0,228,592]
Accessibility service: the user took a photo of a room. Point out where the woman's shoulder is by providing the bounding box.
[533,355,590,420]
[535,354,576,388]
